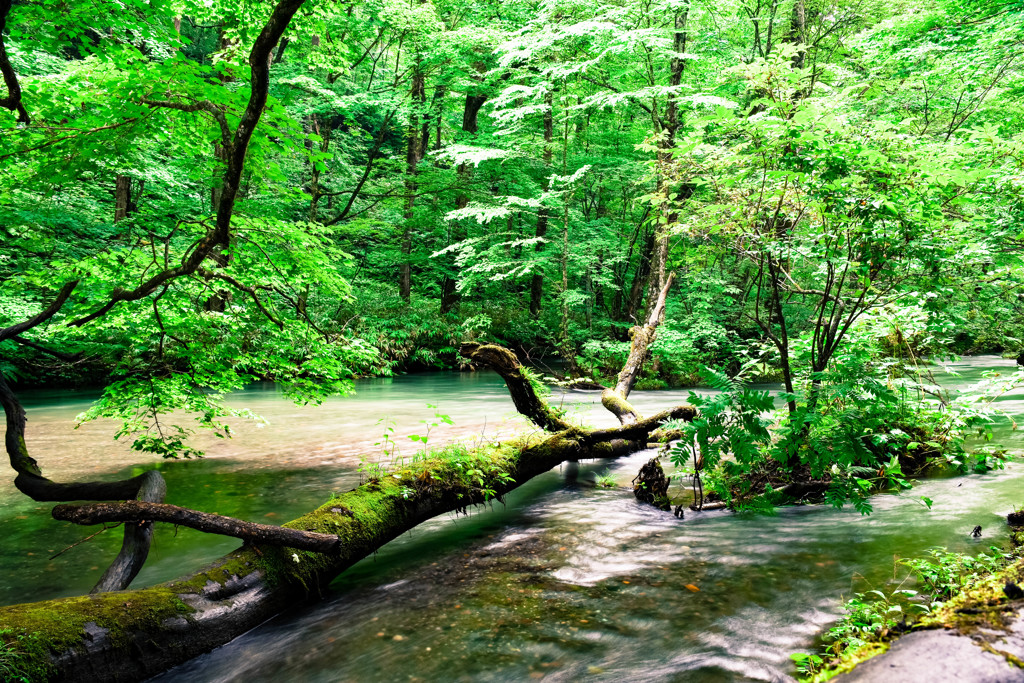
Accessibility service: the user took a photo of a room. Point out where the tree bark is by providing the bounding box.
[89,470,166,593]
[462,94,487,133]
[54,500,342,553]
[308,115,331,221]
[646,10,688,322]
[0,0,30,124]
[440,92,489,314]
[114,175,131,223]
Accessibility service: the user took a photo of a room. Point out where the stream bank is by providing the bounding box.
[1,357,1022,681]
[832,546,1024,682]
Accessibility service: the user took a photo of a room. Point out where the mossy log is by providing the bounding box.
[459,342,574,431]
[0,338,693,681]
[0,412,692,682]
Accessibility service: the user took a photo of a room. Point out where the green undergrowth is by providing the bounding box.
[668,353,1017,515]
[793,542,1024,681]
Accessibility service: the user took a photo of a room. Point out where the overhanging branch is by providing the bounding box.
[53,500,341,553]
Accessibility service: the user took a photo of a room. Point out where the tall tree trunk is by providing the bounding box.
[529,90,554,316]
[400,64,425,302]
[114,174,131,223]
[210,142,229,212]
[601,273,677,424]
[308,115,331,221]
[646,9,688,322]
[440,92,488,314]
[786,0,807,69]
[625,229,655,325]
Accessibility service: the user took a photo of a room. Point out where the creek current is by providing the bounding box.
[3,356,1023,682]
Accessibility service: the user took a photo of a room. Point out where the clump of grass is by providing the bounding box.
[595,470,617,488]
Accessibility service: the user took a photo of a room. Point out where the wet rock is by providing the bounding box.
[834,630,1024,682]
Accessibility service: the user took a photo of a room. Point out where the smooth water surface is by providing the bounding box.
[4,358,1023,682]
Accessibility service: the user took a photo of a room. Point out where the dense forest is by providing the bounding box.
[1,0,1024,679]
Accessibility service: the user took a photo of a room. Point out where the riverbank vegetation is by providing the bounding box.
[1,0,1023,678]
[793,523,1024,681]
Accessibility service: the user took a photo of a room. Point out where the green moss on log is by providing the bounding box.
[805,642,890,683]
[0,587,194,678]
[917,554,1024,634]
[0,424,666,681]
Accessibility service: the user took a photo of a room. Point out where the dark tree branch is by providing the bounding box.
[0,280,80,342]
[0,0,29,124]
[90,470,167,593]
[215,0,307,245]
[459,342,574,432]
[53,500,341,553]
[326,107,397,226]
[198,267,284,329]
[584,405,696,444]
[5,336,83,362]
[142,98,232,149]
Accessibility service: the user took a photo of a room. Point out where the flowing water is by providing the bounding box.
[3,357,1024,682]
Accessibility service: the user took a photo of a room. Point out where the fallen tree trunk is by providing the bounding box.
[0,431,682,682]
[0,346,694,683]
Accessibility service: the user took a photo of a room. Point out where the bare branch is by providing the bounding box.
[53,500,341,553]
[198,267,285,329]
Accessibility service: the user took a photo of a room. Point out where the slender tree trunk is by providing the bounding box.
[440,92,488,314]
[625,229,655,325]
[646,9,688,322]
[400,64,425,302]
[602,274,677,425]
[786,0,807,69]
[210,142,229,212]
[308,115,331,221]
[529,91,554,316]
[114,175,131,223]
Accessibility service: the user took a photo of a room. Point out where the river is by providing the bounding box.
[3,357,1023,682]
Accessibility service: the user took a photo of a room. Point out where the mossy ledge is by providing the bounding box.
[0,426,679,682]
[814,548,1024,682]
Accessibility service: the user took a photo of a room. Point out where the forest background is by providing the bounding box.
[2,0,1024,678]
[1,0,1023,505]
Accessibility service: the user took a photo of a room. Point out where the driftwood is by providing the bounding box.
[633,458,671,511]
[0,368,357,596]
